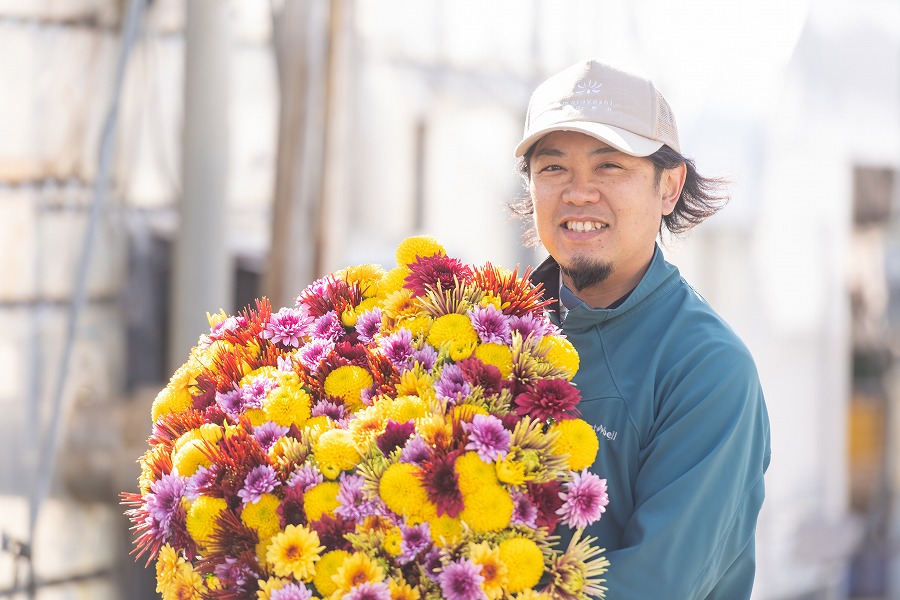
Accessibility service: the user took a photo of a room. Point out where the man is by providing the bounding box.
[516,59,771,598]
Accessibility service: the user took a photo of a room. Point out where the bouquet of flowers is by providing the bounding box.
[123,236,610,600]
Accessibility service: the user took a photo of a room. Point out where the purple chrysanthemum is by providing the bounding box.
[509,313,558,340]
[253,422,289,451]
[214,557,259,588]
[297,277,330,307]
[209,314,246,340]
[468,305,512,345]
[288,464,324,492]
[355,308,383,343]
[435,363,471,403]
[146,473,186,537]
[557,469,610,529]
[399,521,433,564]
[262,306,314,348]
[510,489,539,528]
[270,583,314,600]
[241,375,276,410]
[438,558,485,600]
[216,386,244,420]
[334,473,381,522]
[313,310,345,342]
[344,581,391,600]
[379,328,415,369]
[410,345,438,371]
[311,399,347,422]
[400,435,431,464]
[422,547,445,582]
[297,338,334,371]
[185,466,213,501]
[464,414,510,462]
[237,465,280,505]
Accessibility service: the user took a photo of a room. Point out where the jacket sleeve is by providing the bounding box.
[599,345,771,599]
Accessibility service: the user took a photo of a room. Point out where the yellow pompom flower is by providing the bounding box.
[313,549,352,596]
[474,343,514,377]
[337,263,386,298]
[263,385,311,428]
[239,366,279,387]
[389,578,422,600]
[538,335,580,379]
[379,462,433,518]
[314,428,361,478]
[385,394,428,423]
[549,418,600,471]
[498,537,545,593]
[378,267,410,299]
[172,439,212,477]
[384,526,403,556]
[395,235,445,268]
[265,524,324,582]
[185,496,227,548]
[332,551,385,596]
[400,313,434,338]
[151,384,193,423]
[240,493,282,540]
[469,542,509,600]
[427,513,463,547]
[427,314,478,360]
[304,481,341,521]
[455,451,499,495]
[459,485,513,532]
[324,365,373,411]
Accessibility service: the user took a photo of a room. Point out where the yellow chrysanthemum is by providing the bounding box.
[265,524,324,582]
[395,235,445,268]
[538,335,580,379]
[244,407,267,427]
[185,496,227,548]
[416,413,453,448]
[384,394,428,423]
[498,537,545,593]
[337,263,386,298]
[549,418,600,471]
[304,481,341,522]
[172,439,212,477]
[323,365,373,411]
[160,561,206,600]
[380,289,417,320]
[313,549,352,596]
[394,368,435,399]
[480,293,504,310]
[256,576,290,600]
[378,267,410,299]
[239,366,279,387]
[173,425,222,456]
[379,462,433,518]
[427,314,478,360]
[495,455,530,486]
[332,551,385,596]
[263,385,312,428]
[398,314,433,338]
[452,403,488,423]
[427,513,463,548]
[384,526,403,556]
[347,404,388,448]
[459,485,513,532]
[304,414,334,433]
[151,384,193,423]
[240,493,282,540]
[155,544,182,593]
[389,578,422,600]
[341,305,360,327]
[314,428,361,478]
[469,542,509,599]
[455,451,499,495]
[474,343,514,377]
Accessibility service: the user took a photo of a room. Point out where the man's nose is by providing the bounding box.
[561,172,601,205]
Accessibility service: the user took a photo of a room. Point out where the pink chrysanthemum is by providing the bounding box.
[464,414,509,462]
[557,469,609,529]
[288,464,324,492]
[513,378,582,421]
[355,307,383,343]
[297,338,335,371]
[379,328,415,369]
[468,305,512,345]
[404,254,473,297]
[210,314,246,340]
[262,306,314,348]
[313,310,345,341]
[435,364,471,403]
[334,473,384,522]
[146,473,186,538]
[255,422,289,451]
[344,581,391,600]
[399,521,433,564]
[399,435,431,465]
[270,583,314,600]
[510,489,539,528]
[241,375,277,410]
[438,558,485,600]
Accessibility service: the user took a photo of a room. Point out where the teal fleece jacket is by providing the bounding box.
[531,246,771,599]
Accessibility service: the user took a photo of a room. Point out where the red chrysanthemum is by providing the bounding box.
[404,254,473,297]
[377,419,416,457]
[309,513,354,552]
[419,450,465,518]
[456,357,504,397]
[527,480,564,531]
[278,483,307,528]
[513,378,582,421]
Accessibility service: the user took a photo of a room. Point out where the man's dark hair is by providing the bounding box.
[511,143,729,241]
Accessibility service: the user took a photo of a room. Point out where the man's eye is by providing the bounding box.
[540,164,563,172]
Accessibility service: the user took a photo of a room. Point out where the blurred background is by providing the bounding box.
[0,0,898,598]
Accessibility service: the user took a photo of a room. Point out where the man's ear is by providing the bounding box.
[660,163,687,216]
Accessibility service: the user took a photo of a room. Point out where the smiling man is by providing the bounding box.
[514,59,772,599]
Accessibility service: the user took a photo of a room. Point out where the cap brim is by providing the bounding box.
[514,122,664,158]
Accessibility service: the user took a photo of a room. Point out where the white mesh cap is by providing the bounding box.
[515,59,681,158]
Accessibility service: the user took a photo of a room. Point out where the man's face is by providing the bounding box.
[529,131,682,302]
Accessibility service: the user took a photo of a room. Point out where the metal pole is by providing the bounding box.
[168,0,232,372]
